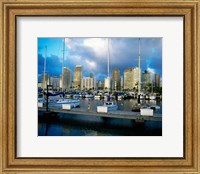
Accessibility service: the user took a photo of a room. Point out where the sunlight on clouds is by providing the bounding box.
[147,68,156,79]
[147,67,155,74]
[65,38,73,49]
[85,59,96,69]
[83,38,108,58]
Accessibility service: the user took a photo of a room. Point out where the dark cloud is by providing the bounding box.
[38,53,62,78]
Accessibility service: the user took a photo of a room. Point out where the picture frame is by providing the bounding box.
[0,0,199,173]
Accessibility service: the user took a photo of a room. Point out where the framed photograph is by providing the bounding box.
[37,37,162,137]
[0,0,199,173]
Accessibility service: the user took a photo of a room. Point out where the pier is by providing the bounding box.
[38,107,162,122]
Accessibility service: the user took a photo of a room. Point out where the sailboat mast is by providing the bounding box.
[138,38,141,95]
[151,73,153,93]
[107,38,110,78]
[62,38,65,92]
[43,46,47,90]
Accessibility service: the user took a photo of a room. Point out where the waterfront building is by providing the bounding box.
[60,67,72,90]
[123,68,134,90]
[154,74,160,87]
[38,82,42,88]
[104,77,112,90]
[74,65,82,89]
[112,68,120,91]
[123,67,141,91]
[133,67,141,88]
[142,71,151,84]
[42,74,50,89]
[50,76,60,90]
[81,77,97,90]
[141,71,152,88]
[97,81,104,90]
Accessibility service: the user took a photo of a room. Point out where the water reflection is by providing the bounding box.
[38,98,162,136]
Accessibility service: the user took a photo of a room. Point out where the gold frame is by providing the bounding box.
[0,0,199,173]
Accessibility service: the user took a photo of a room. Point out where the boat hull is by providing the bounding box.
[97,105,118,113]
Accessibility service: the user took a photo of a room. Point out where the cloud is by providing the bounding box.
[147,67,156,81]
[83,38,107,58]
[38,38,162,81]
[85,59,97,69]
[147,67,155,75]
[65,38,76,49]
[38,53,62,77]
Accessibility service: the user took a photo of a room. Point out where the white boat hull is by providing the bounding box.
[56,99,80,106]
[97,105,118,113]
[85,95,94,98]
[149,95,156,100]
[140,108,154,116]
[62,101,80,110]
[38,102,43,107]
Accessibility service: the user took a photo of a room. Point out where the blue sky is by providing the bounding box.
[38,38,162,82]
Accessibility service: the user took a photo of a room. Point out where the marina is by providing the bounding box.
[38,37,162,136]
[38,99,162,136]
[38,97,162,123]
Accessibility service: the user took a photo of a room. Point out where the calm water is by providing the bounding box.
[38,99,162,136]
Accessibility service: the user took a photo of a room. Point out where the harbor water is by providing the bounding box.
[38,99,162,136]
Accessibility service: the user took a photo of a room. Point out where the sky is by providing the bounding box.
[38,37,162,82]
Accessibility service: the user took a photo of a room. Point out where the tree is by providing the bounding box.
[145,83,152,93]
[153,87,162,94]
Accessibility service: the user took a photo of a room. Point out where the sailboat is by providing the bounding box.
[97,38,118,113]
[56,38,80,108]
[38,46,48,107]
[132,38,144,112]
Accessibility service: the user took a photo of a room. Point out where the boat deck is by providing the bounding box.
[38,106,162,122]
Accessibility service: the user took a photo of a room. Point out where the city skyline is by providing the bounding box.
[38,37,162,82]
[40,66,161,91]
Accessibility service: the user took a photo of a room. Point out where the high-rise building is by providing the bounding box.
[123,68,134,90]
[123,67,141,90]
[81,77,97,90]
[120,77,124,91]
[42,74,50,89]
[60,67,72,90]
[90,72,94,78]
[112,68,120,91]
[74,65,82,89]
[133,67,141,88]
[104,77,112,90]
[50,76,60,90]
[38,82,42,88]
[97,81,104,90]
[141,71,152,87]
[154,74,160,87]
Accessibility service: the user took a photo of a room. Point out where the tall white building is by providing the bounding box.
[42,74,50,89]
[60,67,72,90]
[123,67,141,90]
[74,65,82,89]
[133,67,141,88]
[123,68,134,90]
[81,77,97,90]
[50,76,60,90]
[104,77,112,90]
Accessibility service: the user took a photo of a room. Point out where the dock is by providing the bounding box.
[38,107,162,122]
